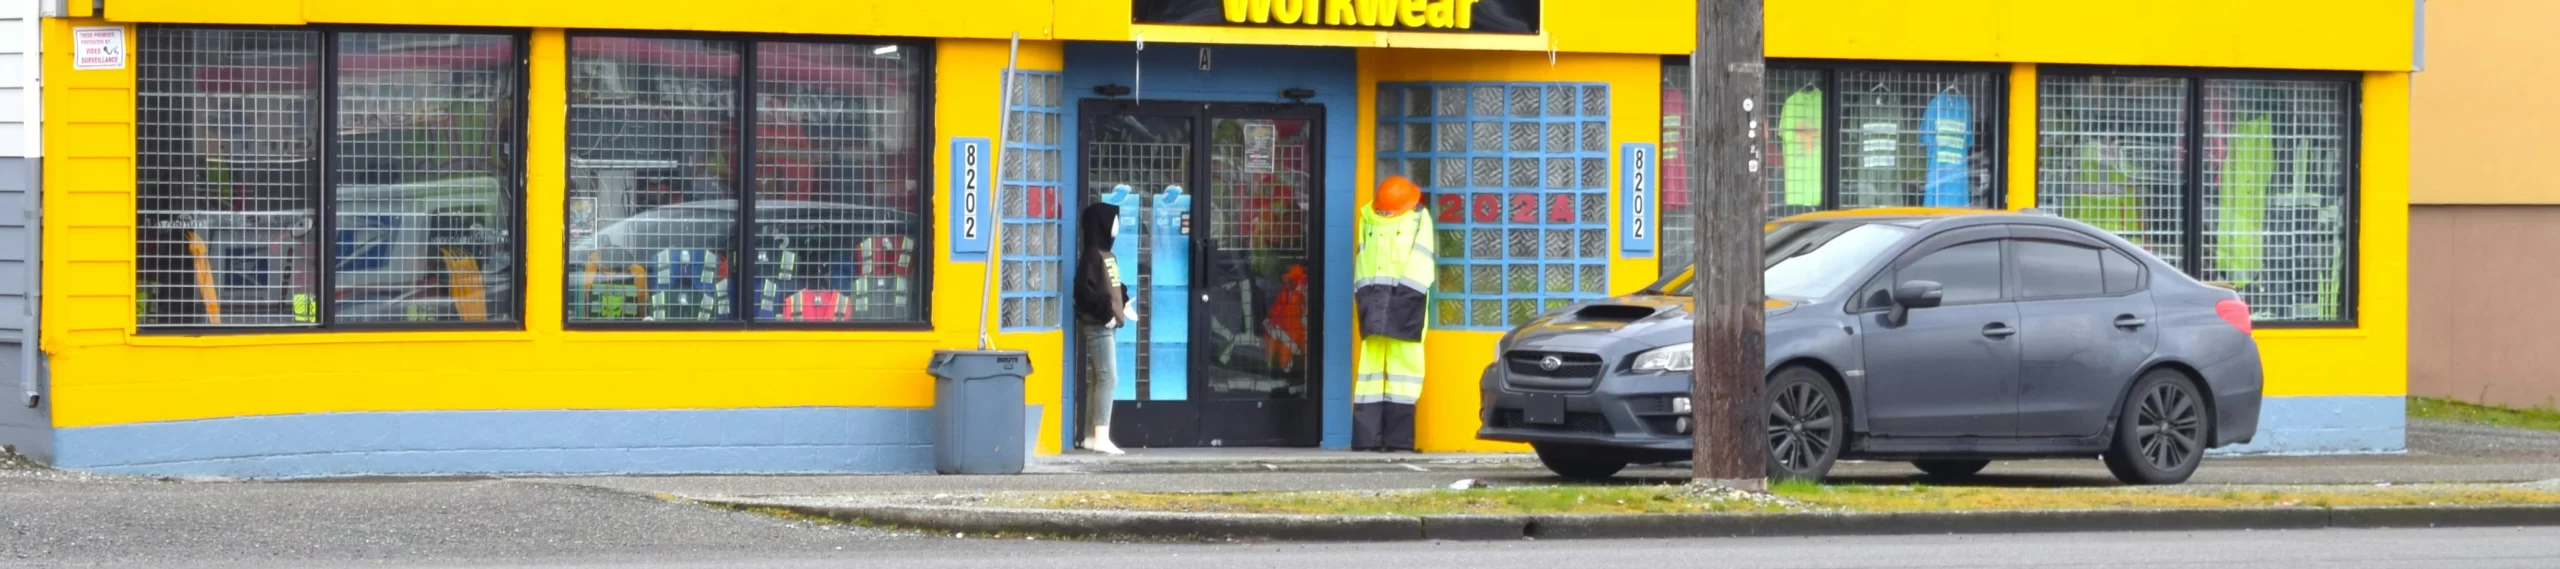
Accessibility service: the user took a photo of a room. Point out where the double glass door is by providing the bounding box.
[1077,101,1324,448]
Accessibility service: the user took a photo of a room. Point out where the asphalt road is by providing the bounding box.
[4,419,2558,568]
[30,527,2560,569]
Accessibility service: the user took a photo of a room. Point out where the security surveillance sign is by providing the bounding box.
[74,27,124,70]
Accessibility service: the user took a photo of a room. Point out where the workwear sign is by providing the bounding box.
[1134,0,1541,34]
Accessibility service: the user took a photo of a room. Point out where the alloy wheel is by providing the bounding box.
[2135,381,2204,472]
[1765,381,1838,472]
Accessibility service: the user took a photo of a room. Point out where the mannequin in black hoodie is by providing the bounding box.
[1073,200,1139,455]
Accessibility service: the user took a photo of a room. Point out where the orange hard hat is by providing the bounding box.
[1374,175,1421,214]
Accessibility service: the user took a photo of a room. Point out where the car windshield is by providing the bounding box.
[1646,220,1915,299]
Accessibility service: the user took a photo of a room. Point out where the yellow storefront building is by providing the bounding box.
[0,0,2415,476]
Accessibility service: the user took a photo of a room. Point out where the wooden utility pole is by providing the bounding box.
[1688,0,1768,490]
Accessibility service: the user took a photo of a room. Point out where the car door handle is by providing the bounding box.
[2114,315,2148,329]
[1982,323,2016,339]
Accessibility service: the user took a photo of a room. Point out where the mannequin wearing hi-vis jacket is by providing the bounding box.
[1354,176,1436,452]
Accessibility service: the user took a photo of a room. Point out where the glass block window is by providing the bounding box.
[566,36,930,327]
[136,28,524,330]
[1377,82,1611,330]
[1660,61,2002,280]
[998,71,1066,331]
[2038,72,2355,324]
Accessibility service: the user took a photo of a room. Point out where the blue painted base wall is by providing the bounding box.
[52,408,933,479]
[2214,395,2407,456]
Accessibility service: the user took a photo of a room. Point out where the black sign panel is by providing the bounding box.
[1134,0,1541,35]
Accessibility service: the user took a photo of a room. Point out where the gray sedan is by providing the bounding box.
[1477,209,2264,485]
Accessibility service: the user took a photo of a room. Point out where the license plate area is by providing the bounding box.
[1523,394,1567,425]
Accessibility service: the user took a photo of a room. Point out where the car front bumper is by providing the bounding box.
[1475,363,1699,455]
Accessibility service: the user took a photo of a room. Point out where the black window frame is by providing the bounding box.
[560,31,938,332]
[1661,56,2013,211]
[2034,65,2362,329]
[134,24,534,334]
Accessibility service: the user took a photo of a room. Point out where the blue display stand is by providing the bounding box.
[1103,185,1143,402]
[1148,186,1192,401]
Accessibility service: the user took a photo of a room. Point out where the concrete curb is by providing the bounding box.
[709,499,2560,542]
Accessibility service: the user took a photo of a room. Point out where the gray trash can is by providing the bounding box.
[927,349,1032,475]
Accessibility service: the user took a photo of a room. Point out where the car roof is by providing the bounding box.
[1765,207,2081,231]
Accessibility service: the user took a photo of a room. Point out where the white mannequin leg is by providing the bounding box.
[1089,425,1125,455]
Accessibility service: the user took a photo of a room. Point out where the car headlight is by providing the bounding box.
[1631,343,1694,373]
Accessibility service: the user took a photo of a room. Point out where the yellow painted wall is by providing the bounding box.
[1768,0,2419,72]
[1359,49,1662,452]
[957,38,1073,455]
[103,0,2420,67]
[2409,0,2560,205]
[35,23,1076,450]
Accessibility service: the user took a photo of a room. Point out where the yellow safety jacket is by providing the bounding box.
[1354,206,1436,341]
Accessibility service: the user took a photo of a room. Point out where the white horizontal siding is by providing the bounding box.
[0,3,36,159]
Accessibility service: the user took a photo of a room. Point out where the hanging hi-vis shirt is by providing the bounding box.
[1780,88,1824,207]
[1354,206,1436,342]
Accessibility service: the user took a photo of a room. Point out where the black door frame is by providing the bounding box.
[1075,98,1328,448]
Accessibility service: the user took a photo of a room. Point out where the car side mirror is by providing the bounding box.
[1887,280,1944,325]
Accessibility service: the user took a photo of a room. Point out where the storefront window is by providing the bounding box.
[997,71,1066,331]
[1659,61,2000,280]
[135,28,524,330]
[2038,72,2355,324]
[565,36,928,326]
[1378,82,1611,330]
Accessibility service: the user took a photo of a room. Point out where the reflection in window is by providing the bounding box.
[565,36,927,325]
[2036,74,2191,267]
[137,28,323,329]
[332,33,520,323]
[566,37,742,323]
[135,28,527,329]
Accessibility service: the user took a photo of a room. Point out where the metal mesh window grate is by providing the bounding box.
[2037,74,2356,324]
[2036,74,2191,269]
[1834,68,1998,209]
[138,29,323,329]
[1379,82,1610,330]
[137,28,527,330]
[565,37,742,323]
[331,33,520,324]
[750,41,923,323]
[1660,64,1841,279]
[565,36,928,326]
[2201,79,2350,323]
[998,71,1065,331]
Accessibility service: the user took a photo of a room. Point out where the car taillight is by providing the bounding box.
[2215,298,2253,334]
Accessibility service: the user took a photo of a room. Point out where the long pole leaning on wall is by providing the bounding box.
[976,33,1023,351]
[1690,0,1769,490]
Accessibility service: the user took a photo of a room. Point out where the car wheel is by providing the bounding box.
[1532,443,1628,480]
[1765,367,1844,482]
[1912,459,1990,478]
[2102,369,2212,485]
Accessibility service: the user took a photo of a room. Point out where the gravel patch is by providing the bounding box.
[2411,419,2560,460]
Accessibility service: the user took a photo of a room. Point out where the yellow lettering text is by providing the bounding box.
[1356,0,1392,26]
[1252,0,1274,23]
[1400,0,1428,27]
[1275,0,1304,24]
[1458,0,1478,28]
[1222,0,1250,23]
[1425,0,1454,27]
[1326,0,1354,24]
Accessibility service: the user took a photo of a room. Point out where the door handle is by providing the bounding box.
[2114,315,2148,329]
[1982,323,2016,339]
